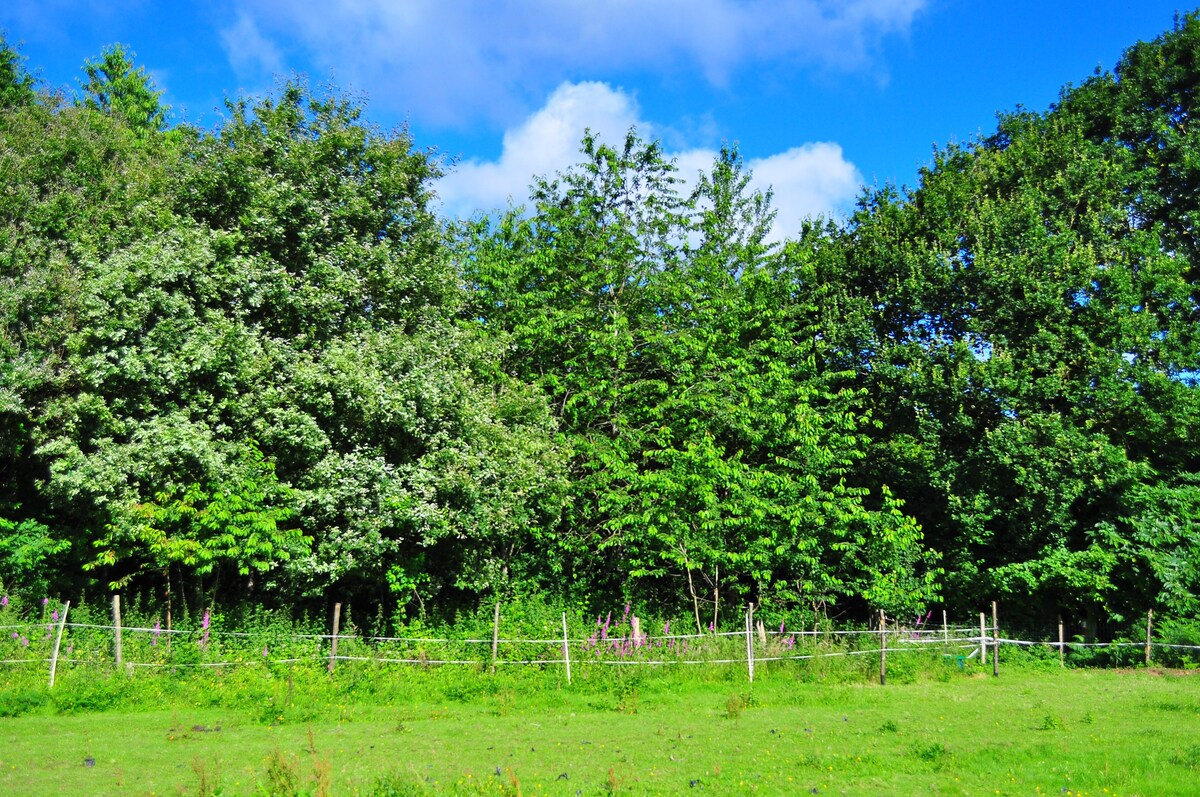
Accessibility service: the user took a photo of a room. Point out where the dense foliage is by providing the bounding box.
[1,15,1198,634]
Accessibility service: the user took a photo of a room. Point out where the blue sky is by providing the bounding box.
[2,1,1192,233]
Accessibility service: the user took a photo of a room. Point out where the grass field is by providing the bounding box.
[1,658,1198,796]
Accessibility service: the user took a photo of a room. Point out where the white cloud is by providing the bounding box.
[437,81,863,239]
[220,12,284,80]
[748,143,863,231]
[220,0,925,126]
[438,81,643,215]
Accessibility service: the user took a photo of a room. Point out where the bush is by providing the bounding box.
[1154,619,1200,668]
[0,687,48,717]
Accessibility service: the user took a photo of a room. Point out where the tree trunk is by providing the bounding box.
[711,563,719,632]
[685,567,703,635]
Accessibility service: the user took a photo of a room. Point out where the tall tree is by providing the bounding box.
[802,14,1200,626]
[80,44,167,135]
[463,136,938,621]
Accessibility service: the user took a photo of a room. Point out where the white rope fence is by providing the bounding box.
[4,602,1198,687]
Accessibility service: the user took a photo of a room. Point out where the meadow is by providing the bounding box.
[1,653,1198,796]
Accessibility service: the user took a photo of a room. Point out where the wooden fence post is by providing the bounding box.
[1058,614,1065,668]
[942,609,949,645]
[327,602,341,673]
[745,603,755,683]
[561,612,572,685]
[491,601,501,674]
[112,595,123,672]
[992,601,999,677]
[1145,609,1154,667]
[879,609,887,686]
[48,601,70,689]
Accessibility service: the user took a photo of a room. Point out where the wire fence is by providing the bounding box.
[3,599,1198,688]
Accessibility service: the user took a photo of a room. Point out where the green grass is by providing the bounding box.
[0,660,1198,795]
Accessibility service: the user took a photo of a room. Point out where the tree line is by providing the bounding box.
[1,16,1197,634]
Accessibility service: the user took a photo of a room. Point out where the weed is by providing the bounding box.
[495,688,514,717]
[879,719,900,733]
[616,686,639,715]
[263,747,300,795]
[306,727,333,797]
[911,741,950,764]
[310,755,333,797]
[725,693,746,721]
[191,756,221,796]
[1040,714,1064,731]
[1170,746,1200,769]
[255,731,332,796]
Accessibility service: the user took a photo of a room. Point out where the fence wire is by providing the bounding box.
[4,615,1198,677]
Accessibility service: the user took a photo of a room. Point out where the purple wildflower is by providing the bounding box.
[41,597,48,606]
[262,646,269,658]
[663,620,670,635]
[20,637,28,647]
[708,621,714,632]
[779,621,786,634]
[152,620,161,647]
[0,595,8,607]
[51,610,59,622]
[9,632,16,639]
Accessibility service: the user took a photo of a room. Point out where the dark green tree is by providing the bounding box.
[797,15,1200,629]
[0,35,36,110]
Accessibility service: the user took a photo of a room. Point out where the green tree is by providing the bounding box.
[801,15,1200,627]
[80,43,167,134]
[0,35,35,110]
[0,73,563,611]
[463,135,938,621]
